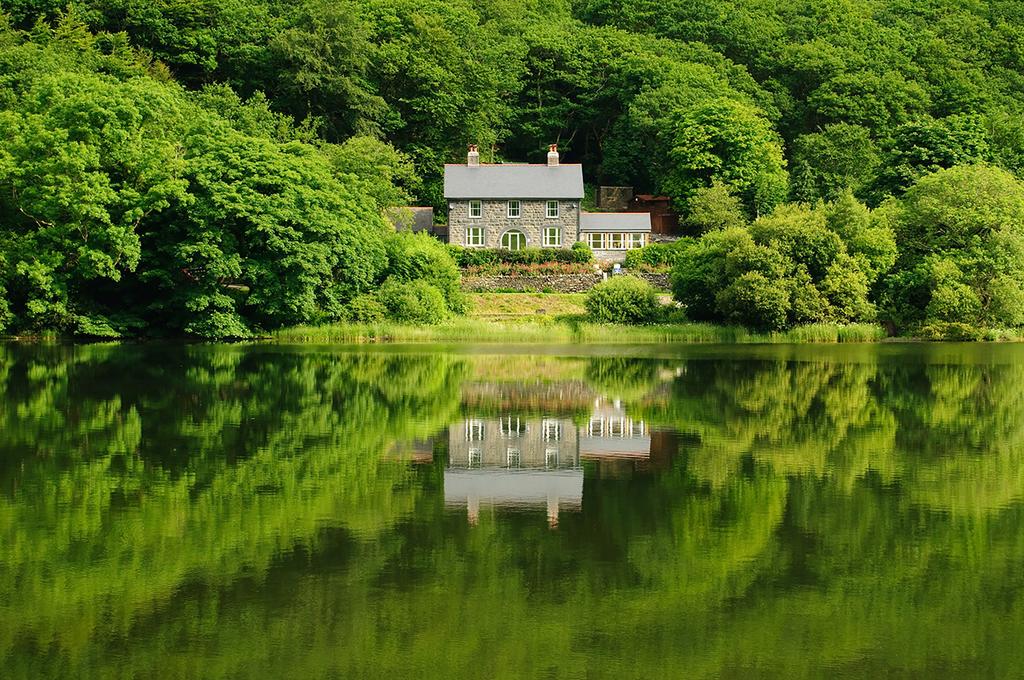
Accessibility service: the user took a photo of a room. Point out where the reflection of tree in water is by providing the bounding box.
[0,345,465,674]
[3,346,1024,678]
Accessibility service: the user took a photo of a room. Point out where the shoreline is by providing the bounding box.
[270,320,889,345]
[6,321,1024,345]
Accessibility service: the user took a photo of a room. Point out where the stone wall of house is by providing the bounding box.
[591,248,630,264]
[448,199,579,248]
[462,272,604,293]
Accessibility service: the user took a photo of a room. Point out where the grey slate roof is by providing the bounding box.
[385,206,434,232]
[444,164,584,199]
[580,212,652,232]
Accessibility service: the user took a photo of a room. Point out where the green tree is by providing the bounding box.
[325,134,420,210]
[0,70,189,334]
[881,164,1024,332]
[662,98,789,216]
[684,181,747,233]
[791,123,878,202]
[673,198,892,329]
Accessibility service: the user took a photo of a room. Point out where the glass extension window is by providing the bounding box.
[466,226,484,246]
[469,200,482,218]
[630,233,645,248]
[608,233,625,250]
[507,200,521,218]
[543,227,561,247]
[546,200,559,218]
[586,233,603,249]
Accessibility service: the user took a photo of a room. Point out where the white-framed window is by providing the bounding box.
[500,416,522,438]
[469,200,482,218]
[542,418,561,441]
[501,230,526,251]
[609,417,624,437]
[507,200,521,218]
[586,233,603,250]
[546,200,559,218]
[468,447,482,468]
[543,227,561,248]
[465,419,484,441]
[545,446,559,469]
[588,417,604,436]
[630,233,645,248]
[608,233,625,250]
[506,447,521,469]
[631,420,646,437]
[466,226,483,247]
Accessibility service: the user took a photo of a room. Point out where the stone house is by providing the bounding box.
[443,145,651,262]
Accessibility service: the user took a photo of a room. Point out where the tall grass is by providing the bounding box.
[272,318,887,344]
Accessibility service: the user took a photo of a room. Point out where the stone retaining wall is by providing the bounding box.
[631,272,671,290]
[462,271,670,293]
[462,273,604,293]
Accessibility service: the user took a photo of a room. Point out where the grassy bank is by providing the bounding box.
[467,293,588,319]
[273,292,887,344]
[273,318,887,344]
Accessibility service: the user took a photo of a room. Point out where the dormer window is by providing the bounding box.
[507,200,521,218]
[469,200,482,218]
[546,200,559,218]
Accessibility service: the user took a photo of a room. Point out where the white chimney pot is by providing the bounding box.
[547,144,559,167]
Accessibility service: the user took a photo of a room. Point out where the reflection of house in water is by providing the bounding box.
[445,401,651,527]
[446,416,582,528]
[582,399,650,460]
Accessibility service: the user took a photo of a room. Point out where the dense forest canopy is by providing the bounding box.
[4,1,1024,336]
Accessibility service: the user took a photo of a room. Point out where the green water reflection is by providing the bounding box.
[1,343,1023,678]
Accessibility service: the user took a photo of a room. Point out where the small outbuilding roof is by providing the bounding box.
[443,164,584,199]
[580,212,652,232]
[385,206,434,232]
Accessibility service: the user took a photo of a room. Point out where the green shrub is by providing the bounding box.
[377,279,449,324]
[464,262,593,276]
[672,199,890,331]
[347,294,388,323]
[585,275,661,324]
[715,271,791,331]
[624,241,690,271]
[571,240,593,262]
[385,232,467,314]
[917,322,985,341]
[451,245,592,268]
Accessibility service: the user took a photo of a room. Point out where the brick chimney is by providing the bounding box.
[467,144,480,167]
[547,143,559,167]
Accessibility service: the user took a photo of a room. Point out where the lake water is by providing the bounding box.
[2,342,1023,678]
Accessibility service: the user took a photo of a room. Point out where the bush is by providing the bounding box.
[624,243,671,271]
[715,271,790,331]
[377,279,449,324]
[347,294,388,323]
[464,262,594,276]
[671,199,890,330]
[449,245,592,268]
[385,232,467,314]
[571,240,593,262]
[585,275,661,324]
